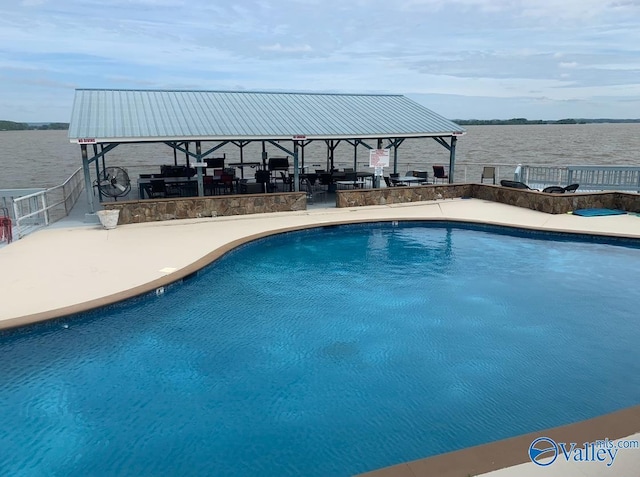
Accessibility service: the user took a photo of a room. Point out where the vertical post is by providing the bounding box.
[196,141,203,197]
[41,193,49,225]
[12,199,21,239]
[326,140,330,171]
[81,145,95,214]
[353,140,358,172]
[185,142,190,168]
[377,139,384,188]
[239,143,245,179]
[261,141,268,192]
[261,141,267,169]
[330,140,335,171]
[293,141,300,192]
[94,149,103,203]
[449,136,457,184]
[393,143,398,175]
[97,144,105,174]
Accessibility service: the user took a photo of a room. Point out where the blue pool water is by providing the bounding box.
[1,222,640,477]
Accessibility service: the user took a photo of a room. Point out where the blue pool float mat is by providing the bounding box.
[571,208,628,217]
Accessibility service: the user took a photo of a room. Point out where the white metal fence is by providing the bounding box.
[515,165,640,192]
[1,188,44,221]
[7,167,85,240]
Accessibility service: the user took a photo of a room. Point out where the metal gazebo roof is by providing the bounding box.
[68,89,464,143]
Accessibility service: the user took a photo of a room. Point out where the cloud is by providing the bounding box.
[259,43,313,53]
[2,0,640,120]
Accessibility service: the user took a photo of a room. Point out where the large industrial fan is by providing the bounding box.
[96,166,131,199]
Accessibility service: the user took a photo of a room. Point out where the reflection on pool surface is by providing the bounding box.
[1,222,640,477]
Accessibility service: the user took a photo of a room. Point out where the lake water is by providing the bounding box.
[2,123,640,190]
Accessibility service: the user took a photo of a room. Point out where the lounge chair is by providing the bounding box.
[542,186,566,194]
[500,180,538,190]
[564,183,579,193]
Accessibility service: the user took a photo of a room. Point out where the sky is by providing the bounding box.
[1,0,640,122]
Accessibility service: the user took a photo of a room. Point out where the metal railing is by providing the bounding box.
[514,165,567,187]
[567,166,640,192]
[515,165,640,192]
[1,188,44,221]
[9,167,85,239]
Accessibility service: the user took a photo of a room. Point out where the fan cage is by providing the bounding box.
[96,167,131,198]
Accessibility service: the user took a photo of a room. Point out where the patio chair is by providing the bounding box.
[305,173,318,187]
[279,171,293,192]
[239,179,263,194]
[203,175,215,196]
[414,170,429,184]
[385,176,406,187]
[149,178,167,198]
[304,178,326,204]
[564,183,579,193]
[255,170,273,193]
[481,166,496,184]
[319,173,332,190]
[214,173,235,194]
[432,165,449,183]
[345,171,358,188]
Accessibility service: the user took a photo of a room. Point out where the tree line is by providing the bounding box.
[0,120,69,131]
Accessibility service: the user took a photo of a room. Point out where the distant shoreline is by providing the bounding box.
[452,118,640,125]
[0,120,68,131]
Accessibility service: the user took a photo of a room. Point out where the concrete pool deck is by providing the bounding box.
[1,197,639,476]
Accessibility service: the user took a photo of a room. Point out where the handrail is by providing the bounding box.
[518,164,640,192]
[9,167,84,240]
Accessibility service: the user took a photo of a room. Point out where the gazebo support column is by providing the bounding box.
[449,136,457,183]
[293,142,300,192]
[196,141,204,197]
[81,144,95,214]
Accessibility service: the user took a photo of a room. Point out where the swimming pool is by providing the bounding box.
[1,222,639,476]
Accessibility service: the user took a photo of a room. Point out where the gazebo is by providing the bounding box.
[68,89,465,213]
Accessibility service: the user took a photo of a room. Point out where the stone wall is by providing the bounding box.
[469,184,640,213]
[336,184,472,207]
[336,183,640,214]
[103,192,306,225]
[103,185,640,226]
[612,192,640,213]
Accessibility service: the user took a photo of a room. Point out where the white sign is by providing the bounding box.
[369,149,390,168]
